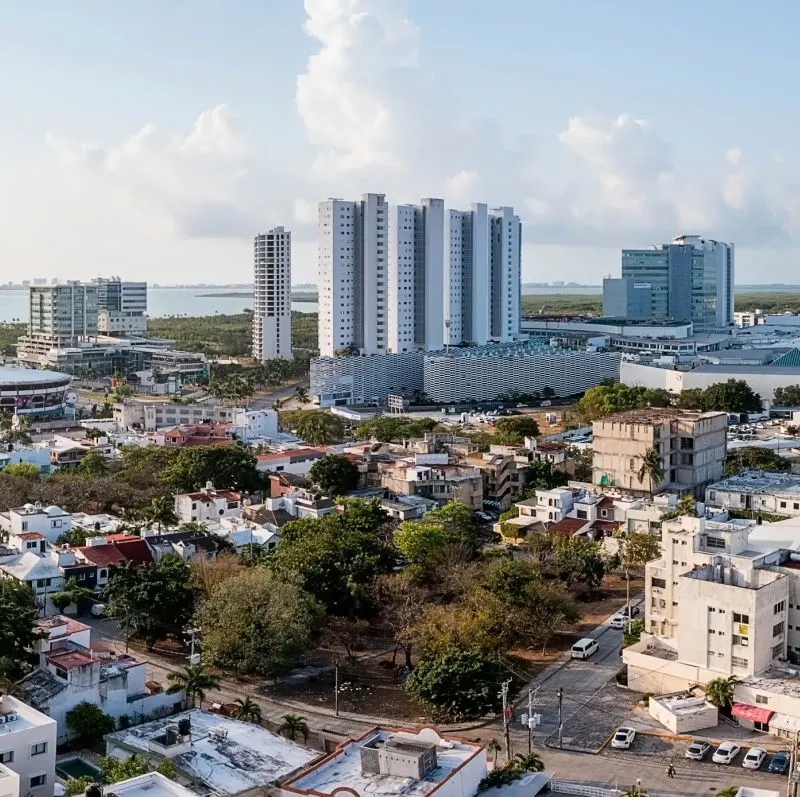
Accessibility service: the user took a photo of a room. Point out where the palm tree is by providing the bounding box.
[704,675,740,712]
[141,495,178,532]
[167,664,221,709]
[621,786,646,797]
[486,738,502,770]
[293,386,310,405]
[512,752,544,772]
[278,714,310,743]
[637,447,664,490]
[232,697,262,723]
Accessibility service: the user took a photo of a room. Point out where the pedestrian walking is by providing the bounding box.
[666,762,676,778]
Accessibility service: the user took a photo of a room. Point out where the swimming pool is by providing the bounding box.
[56,758,101,781]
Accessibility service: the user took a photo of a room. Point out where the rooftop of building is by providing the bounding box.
[106,709,317,794]
[594,407,726,424]
[0,552,63,581]
[426,339,620,360]
[282,727,483,797]
[0,695,55,734]
[742,668,800,698]
[708,470,800,496]
[99,772,199,797]
[0,366,72,385]
[522,315,689,327]
[650,692,716,717]
[34,615,90,636]
[255,447,325,463]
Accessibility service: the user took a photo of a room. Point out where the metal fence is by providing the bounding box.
[550,782,622,797]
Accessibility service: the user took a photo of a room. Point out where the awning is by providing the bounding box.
[767,712,800,733]
[731,703,774,724]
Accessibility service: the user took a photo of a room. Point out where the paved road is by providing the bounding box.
[516,624,627,739]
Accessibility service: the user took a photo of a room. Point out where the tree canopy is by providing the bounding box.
[493,416,540,444]
[281,411,345,445]
[66,701,115,745]
[160,445,262,492]
[774,385,800,406]
[355,416,437,442]
[0,580,37,678]
[201,568,323,678]
[308,455,361,496]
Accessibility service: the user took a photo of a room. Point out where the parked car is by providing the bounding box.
[742,747,767,770]
[91,603,107,617]
[618,604,641,617]
[611,727,636,749]
[609,615,627,629]
[769,751,791,774]
[712,742,741,764]
[685,740,711,761]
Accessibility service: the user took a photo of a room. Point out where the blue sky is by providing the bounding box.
[2,0,800,285]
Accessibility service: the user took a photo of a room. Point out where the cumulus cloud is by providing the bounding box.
[45,105,274,238]
[44,0,800,262]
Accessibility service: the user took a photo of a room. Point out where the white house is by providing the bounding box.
[173,483,243,525]
[0,696,56,797]
[229,409,278,443]
[255,448,325,476]
[0,504,70,545]
[0,553,64,616]
[106,772,202,797]
[20,619,183,744]
[0,762,20,797]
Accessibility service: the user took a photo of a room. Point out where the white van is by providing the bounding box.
[571,637,599,660]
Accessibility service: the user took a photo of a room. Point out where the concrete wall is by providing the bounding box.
[648,697,718,734]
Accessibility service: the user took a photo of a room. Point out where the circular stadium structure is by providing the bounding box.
[0,367,73,419]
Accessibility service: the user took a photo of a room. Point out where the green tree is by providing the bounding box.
[271,516,394,615]
[486,739,502,770]
[284,410,345,445]
[0,580,37,677]
[637,447,664,490]
[233,696,262,723]
[100,755,149,785]
[161,445,262,492]
[355,416,414,442]
[166,664,221,709]
[293,386,311,405]
[524,460,569,491]
[278,713,310,743]
[155,760,178,781]
[617,531,661,614]
[716,788,739,797]
[623,619,645,646]
[138,495,178,531]
[65,701,115,745]
[336,498,391,536]
[725,446,791,477]
[1,463,39,480]
[405,648,508,721]
[493,416,539,444]
[104,554,196,647]
[705,675,740,711]
[394,501,480,571]
[65,777,94,796]
[552,536,606,596]
[512,752,545,772]
[702,379,762,413]
[75,449,109,477]
[774,385,800,406]
[677,387,706,410]
[201,568,323,678]
[308,455,361,496]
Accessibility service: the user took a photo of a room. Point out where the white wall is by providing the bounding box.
[0,698,56,797]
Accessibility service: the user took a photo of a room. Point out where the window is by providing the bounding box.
[755,695,769,705]
[733,612,750,624]
[781,502,787,509]
[774,622,784,637]
[30,775,46,788]
[731,655,748,668]
[30,743,47,756]
[773,643,784,659]
[706,536,725,549]
[651,577,666,590]
[0,751,13,764]
[733,634,749,647]
[776,601,787,614]
[754,720,770,732]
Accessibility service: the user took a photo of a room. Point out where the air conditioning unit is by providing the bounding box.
[3,712,19,723]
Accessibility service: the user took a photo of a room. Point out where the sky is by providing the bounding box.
[3,0,800,286]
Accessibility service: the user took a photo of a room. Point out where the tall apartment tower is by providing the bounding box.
[490,207,522,342]
[318,194,388,357]
[27,282,99,346]
[252,227,293,361]
[621,235,734,329]
[318,195,521,356]
[93,276,148,337]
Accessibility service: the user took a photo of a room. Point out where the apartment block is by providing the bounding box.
[252,227,292,361]
[706,470,800,518]
[592,408,727,496]
[94,277,148,338]
[318,194,521,356]
[0,696,56,797]
[378,454,483,510]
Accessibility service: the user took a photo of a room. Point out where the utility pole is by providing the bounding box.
[557,687,564,749]
[334,661,340,717]
[500,679,512,763]
[184,627,201,666]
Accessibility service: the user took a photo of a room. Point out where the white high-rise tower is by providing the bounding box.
[252,227,292,361]
[317,195,521,356]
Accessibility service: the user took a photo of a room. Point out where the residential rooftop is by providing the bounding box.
[104,772,200,797]
[0,695,55,736]
[743,668,800,699]
[650,693,716,717]
[594,407,726,424]
[282,727,484,797]
[708,470,800,497]
[106,709,317,795]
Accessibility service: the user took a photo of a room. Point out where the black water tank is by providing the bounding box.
[178,717,191,737]
[85,783,102,797]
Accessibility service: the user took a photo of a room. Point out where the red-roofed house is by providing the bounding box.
[255,447,326,476]
[162,423,234,448]
[548,517,592,537]
[173,482,243,524]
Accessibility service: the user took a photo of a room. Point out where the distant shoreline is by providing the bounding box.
[199,291,318,301]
